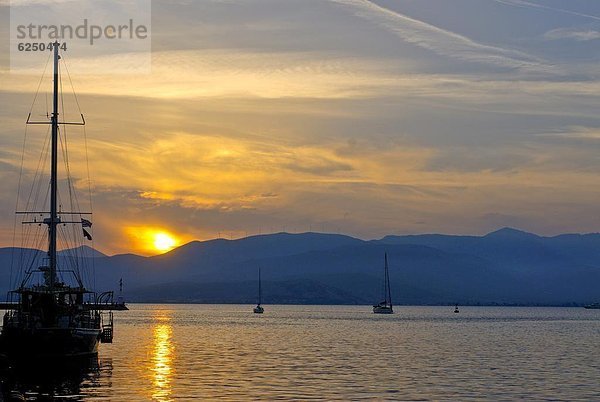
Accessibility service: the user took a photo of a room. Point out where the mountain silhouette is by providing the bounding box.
[1,228,598,305]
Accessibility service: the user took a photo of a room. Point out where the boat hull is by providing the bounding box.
[372,306,393,314]
[253,306,264,314]
[0,327,100,358]
[584,304,600,309]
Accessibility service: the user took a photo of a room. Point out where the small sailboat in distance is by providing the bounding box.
[253,267,264,314]
[454,304,460,313]
[373,253,393,314]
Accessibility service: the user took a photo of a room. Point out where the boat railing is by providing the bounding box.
[2,310,33,329]
[100,312,114,343]
[3,307,104,329]
[73,310,100,329]
[87,290,128,311]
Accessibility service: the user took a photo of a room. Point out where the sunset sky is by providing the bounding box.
[0,0,599,255]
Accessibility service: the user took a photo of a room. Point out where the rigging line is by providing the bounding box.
[9,119,32,292]
[61,225,85,287]
[22,222,44,280]
[83,122,95,291]
[58,225,76,282]
[64,51,96,290]
[16,225,28,287]
[22,231,47,287]
[381,260,385,302]
[62,210,83,277]
[22,180,51,277]
[20,236,40,287]
[55,177,83,282]
[59,228,72,283]
[59,61,85,239]
[61,55,88,219]
[58,71,76,260]
[58,62,84,278]
[25,179,50,260]
[21,223,45,285]
[61,53,84,118]
[58,124,84,278]
[23,124,51,216]
[28,51,52,117]
[60,128,85,234]
[67,57,94,291]
[21,136,51,276]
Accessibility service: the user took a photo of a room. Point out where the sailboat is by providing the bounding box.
[454,304,460,313]
[253,267,264,314]
[373,253,393,314]
[0,42,125,359]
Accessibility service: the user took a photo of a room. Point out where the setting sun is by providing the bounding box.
[124,227,182,255]
[153,232,177,252]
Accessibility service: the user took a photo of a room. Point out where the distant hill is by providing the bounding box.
[58,245,108,259]
[1,228,599,305]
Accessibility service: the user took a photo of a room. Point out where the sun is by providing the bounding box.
[153,232,177,252]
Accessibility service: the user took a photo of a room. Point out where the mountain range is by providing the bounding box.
[1,227,599,306]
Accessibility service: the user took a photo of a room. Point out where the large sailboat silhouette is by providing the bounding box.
[0,42,126,358]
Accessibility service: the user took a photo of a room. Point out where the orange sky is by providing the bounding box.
[0,0,599,255]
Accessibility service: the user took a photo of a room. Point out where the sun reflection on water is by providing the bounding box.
[151,318,174,401]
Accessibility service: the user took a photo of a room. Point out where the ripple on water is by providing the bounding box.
[2,305,599,400]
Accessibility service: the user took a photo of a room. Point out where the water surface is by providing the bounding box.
[2,305,600,400]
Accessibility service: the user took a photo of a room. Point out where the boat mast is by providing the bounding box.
[48,41,60,288]
[385,253,392,308]
[258,267,262,305]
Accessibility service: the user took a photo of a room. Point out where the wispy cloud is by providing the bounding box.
[544,28,600,41]
[493,0,600,22]
[1,50,426,99]
[331,0,554,74]
[537,126,600,140]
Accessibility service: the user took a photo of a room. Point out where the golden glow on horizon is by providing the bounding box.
[154,232,177,252]
[125,227,181,255]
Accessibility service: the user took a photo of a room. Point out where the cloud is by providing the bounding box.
[544,28,600,41]
[80,131,361,212]
[2,50,420,99]
[536,126,600,140]
[424,147,533,173]
[493,0,600,22]
[0,63,407,101]
[331,0,554,74]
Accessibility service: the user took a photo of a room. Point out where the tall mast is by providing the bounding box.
[385,253,392,307]
[48,41,60,288]
[258,267,262,305]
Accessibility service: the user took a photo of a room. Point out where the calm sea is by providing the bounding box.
[1,304,599,400]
